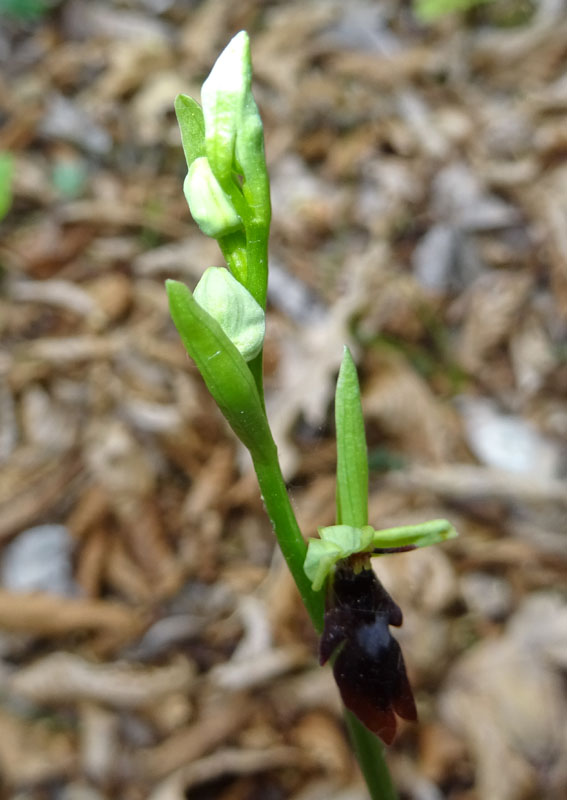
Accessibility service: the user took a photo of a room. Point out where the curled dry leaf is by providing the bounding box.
[139,696,252,780]
[389,463,567,505]
[10,278,100,319]
[0,590,144,639]
[149,745,304,800]
[11,652,195,709]
[211,645,310,691]
[14,335,121,366]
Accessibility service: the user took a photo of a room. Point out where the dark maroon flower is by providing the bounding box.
[320,559,417,745]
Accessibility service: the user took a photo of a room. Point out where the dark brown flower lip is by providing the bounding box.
[320,561,417,745]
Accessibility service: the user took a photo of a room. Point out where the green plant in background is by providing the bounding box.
[0,0,49,21]
[0,153,13,222]
[414,0,492,21]
[414,0,535,24]
[167,31,457,799]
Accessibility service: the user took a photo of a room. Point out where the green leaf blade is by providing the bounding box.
[335,347,368,528]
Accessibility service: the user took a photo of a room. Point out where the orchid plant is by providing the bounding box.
[167,31,457,800]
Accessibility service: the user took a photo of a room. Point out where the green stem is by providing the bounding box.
[252,455,325,632]
[345,711,398,800]
[248,350,265,409]
[218,233,248,285]
[245,222,269,310]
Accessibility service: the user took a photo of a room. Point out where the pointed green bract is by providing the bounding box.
[335,347,368,528]
[175,94,205,169]
[166,279,274,462]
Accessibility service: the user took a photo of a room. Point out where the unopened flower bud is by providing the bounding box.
[184,156,243,238]
[201,30,251,184]
[193,266,265,361]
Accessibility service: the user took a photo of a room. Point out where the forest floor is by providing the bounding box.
[1,1,566,799]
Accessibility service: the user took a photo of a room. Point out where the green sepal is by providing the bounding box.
[372,519,458,549]
[335,347,368,528]
[166,279,274,462]
[304,519,458,591]
[304,525,375,591]
[175,94,205,170]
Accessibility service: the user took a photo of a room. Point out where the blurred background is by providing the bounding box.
[1,1,566,798]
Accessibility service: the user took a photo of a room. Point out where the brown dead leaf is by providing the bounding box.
[75,528,109,598]
[0,453,81,543]
[149,746,304,800]
[139,696,252,781]
[362,352,458,464]
[0,590,144,638]
[12,652,194,709]
[0,707,76,787]
[84,419,182,593]
[211,645,310,692]
[291,711,353,780]
[455,271,533,374]
[84,272,133,324]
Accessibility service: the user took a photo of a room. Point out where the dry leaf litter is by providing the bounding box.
[0,1,566,799]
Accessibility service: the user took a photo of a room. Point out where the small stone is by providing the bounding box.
[1,525,75,596]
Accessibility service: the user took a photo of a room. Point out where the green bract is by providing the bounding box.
[166,279,274,462]
[304,519,458,591]
[184,157,243,238]
[174,94,205,169]
[193,267,265,361]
